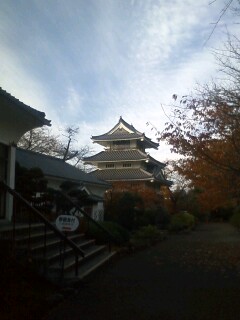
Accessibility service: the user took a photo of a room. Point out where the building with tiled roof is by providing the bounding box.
[0,87,51,145]
[84,117,171,196]
[0,87,51,221]
[16,148,110,220]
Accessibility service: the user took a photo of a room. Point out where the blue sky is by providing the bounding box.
[0,0,239,161]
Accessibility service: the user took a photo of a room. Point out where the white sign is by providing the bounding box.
[56,215,79,232]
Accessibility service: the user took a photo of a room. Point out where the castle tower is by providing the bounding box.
[84,117,171,194]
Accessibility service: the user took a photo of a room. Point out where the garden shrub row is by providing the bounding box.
[230,208,240,230]
[86,221,130,245]
[169,211,195,232]
[87,211,196,251]
[130,225,166,248]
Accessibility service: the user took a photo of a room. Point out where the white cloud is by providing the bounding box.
[0,0,239,164]
[0,46,49,113]
[131,1,207,68]
[62,87,84,114]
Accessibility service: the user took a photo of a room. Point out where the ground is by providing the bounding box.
[0,255,57,320]
[42,223,240,320]
[2,223,240,319]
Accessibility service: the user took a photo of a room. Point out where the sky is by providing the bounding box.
[0,0,239,162]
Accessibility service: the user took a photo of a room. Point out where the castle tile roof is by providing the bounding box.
[85,149,147,162]
[84,149,166,167]
[91,117,159,149]
[90,168,171,185]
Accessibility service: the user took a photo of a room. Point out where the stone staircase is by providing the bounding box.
[0,222,116,285]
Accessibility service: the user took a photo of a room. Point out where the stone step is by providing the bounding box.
[0,222,46,238]
[48,245,107,274]
[64,250,116,282]
[25,233,86,252]
[0,222,116,284]
[33,238,95,264]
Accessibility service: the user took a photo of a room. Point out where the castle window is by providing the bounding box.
[106,163,115,168]
[123,163,131,168]
[112,140,130,150]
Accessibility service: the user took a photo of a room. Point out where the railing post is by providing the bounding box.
[0,181,86,281]
[75,254,79,277]
[43,223,47,259]
[43,223,48,276]
[12,198,17,256]
[28,210,32,257]
[59,238,65,279]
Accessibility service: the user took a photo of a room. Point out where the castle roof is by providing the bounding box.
[91,117,159,149]
[90,167,171,186]
[84,149,166,168]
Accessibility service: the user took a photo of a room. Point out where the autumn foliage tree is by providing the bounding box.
[161,35,240,213]
[104,181,170,230]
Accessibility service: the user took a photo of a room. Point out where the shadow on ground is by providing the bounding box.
[42,223,240,320]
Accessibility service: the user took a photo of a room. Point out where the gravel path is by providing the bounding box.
[43,223,240,320]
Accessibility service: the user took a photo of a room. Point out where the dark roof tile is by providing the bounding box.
[91,117,158,149]
[90,168,171,185]
[84,150,148,162]
[0,87,51,126]
[16,148,110,187]
[91,168,152,181]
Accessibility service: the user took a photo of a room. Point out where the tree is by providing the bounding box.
[18,127,60,156]
[18,126,90,167]
[204,0,237,45]
[58,126,80,163]
[159,34,240,211]
[163,160,190,213]
[15,163,47,201]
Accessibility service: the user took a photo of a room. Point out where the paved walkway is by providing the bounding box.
[43,223,240,320]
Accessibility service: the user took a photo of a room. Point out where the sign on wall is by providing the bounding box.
[56,215,79,232]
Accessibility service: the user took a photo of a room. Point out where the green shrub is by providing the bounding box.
[87,221,130,245]
[112,192,137,230]
[135,207,170,229]
[230,208,240,230]
[155,208,171,229]
[170,211,195,232]
[135,208,155,227]
[130,225,165,248]
[105,191,145,231]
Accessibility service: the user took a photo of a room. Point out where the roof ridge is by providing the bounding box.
[16,148,110,186]
[0,87,51,126]
[139,167,152,177]
[148,155,166,167]
[17,147,76,167]
[118,117,140,134]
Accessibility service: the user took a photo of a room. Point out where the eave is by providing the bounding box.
[0,87,51,144]
[84,149,149,163]
[0,87,51,127]
[90,168,171,185]
[91,117,159,149]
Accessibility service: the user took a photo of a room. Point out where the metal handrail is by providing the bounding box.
[0,180,85,258]
[60,192,120,247]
